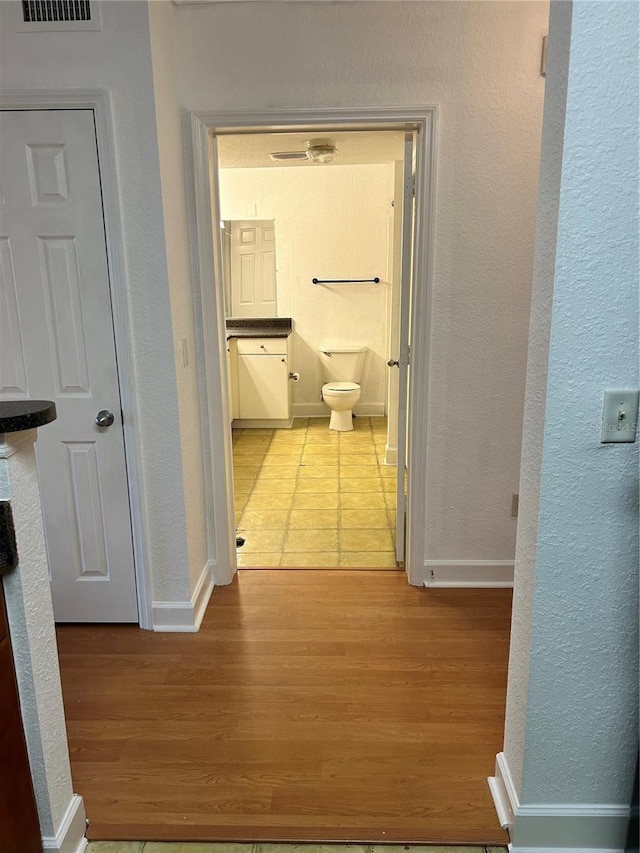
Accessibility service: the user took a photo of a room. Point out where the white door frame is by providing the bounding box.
[0,89,152,627]
[186,107,437,586]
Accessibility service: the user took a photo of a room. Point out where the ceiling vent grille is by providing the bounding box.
[22,0,92,22]
[269,151,310,163]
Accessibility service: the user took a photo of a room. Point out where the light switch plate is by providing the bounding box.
[601,389,639,443]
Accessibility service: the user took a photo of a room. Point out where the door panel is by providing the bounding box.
[0,109,137,622]
[0,238,28,395]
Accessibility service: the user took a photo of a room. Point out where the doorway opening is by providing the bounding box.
[187,108,436,588]
[216,130,408,571]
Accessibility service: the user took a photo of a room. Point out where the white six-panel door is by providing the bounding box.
[0,109,137,622]
[230,220,277,317]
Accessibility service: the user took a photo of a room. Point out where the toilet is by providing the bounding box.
[318,346,367,431]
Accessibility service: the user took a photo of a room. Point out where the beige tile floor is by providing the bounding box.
[232,417,399,569]
[87,843,508,852]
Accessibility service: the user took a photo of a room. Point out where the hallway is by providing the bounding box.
[57,571,511,845]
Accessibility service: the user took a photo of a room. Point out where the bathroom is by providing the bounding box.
[217,131,407,569]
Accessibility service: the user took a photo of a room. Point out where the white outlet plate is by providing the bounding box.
[601,389,639,443]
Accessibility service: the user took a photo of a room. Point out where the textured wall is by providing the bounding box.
[176,0,549,564]
[219,163,395,414]
[0,434,74,838]
[512,0,639,809]
[0,1,192,603]
[149,0,209,593]
[503,0,573,797]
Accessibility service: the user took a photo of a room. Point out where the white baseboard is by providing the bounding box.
[513,848,625,853]
[152,560,214,632]
[42,794,87,853]
[385,444,397,464]
[192,559,215,630]
[293,402,330,418]
[489,751,629,852]
[488,751,519,831]
[293,402,386,418]
[425,560,514,587]
[512,804,630,851]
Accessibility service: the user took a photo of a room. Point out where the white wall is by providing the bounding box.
[0,1,193,607]
[503,0,573,798]
[219,163,395,416]
[501,1,639,848]
[148,0,209,595]
[175,0,548,567]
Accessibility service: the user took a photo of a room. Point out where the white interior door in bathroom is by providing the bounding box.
[230,220,277,317]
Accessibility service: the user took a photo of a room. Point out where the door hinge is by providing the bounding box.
[540,34,548,78]
[404,174,416,199]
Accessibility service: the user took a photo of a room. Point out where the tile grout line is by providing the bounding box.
[272,425,289,566]
[283,421,308,564]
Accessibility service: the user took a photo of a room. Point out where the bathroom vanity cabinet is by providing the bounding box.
[225,318,294,428]
[236,337,290,421]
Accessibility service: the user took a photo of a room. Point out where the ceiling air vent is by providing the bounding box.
[269,151,310,163]
[14,0,101,31]
[22,0,91,22]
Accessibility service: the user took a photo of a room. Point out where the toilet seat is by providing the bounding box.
[322,381,360,393]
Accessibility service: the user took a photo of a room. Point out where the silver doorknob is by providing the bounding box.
[95,410,115,428]
[387,359,400,367]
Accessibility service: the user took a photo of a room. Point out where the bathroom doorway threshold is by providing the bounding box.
[185,107,437,591]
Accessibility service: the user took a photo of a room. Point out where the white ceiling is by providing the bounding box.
[216,130,406,169]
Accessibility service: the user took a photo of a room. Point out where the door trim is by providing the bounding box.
[0,89,152,627]
[186,107,437,585]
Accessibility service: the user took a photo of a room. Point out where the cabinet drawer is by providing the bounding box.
[236,337,287,356]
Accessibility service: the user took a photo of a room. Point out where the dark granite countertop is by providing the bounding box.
[0,401,57,433]
[226,317,292,339]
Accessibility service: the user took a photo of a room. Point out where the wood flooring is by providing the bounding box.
[56,570,512,846]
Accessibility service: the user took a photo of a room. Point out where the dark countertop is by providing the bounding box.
[0,401,57,434]
[226,317,292,339]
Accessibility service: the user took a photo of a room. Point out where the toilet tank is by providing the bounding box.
[318,346,367,383]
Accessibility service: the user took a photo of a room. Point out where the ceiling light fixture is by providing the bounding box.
[306,139,338,164]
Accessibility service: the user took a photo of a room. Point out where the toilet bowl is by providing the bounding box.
[318,345,367,431]
[321,381,362,431]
